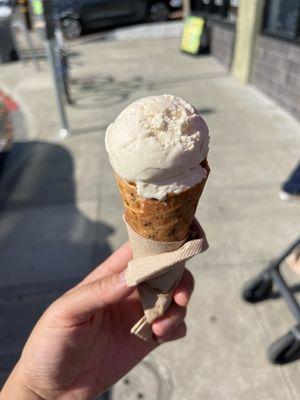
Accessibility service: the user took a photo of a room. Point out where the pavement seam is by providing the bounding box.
[256,302,299,400]
[280,369,299,400]
[237,262,295,400]
[255,306,297,400]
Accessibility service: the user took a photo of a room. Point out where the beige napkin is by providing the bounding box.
[125,218,208,341]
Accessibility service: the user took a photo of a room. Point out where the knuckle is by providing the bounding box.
[174,304,186,317]
[181,306,187,319]
[89,278,107,299]
[172,306,186,325]
[179,269,194,293]
[177,322,187,337]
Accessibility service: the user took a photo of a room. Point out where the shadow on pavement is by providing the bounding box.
[260,284,300,301]
[69,72,222,110]
[0,141,114,390]
[96,390,111,400]
[281,162,300,195]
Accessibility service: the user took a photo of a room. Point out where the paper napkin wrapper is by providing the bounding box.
[124,217,208,341]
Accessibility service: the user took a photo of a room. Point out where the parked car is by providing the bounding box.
[53,0,182,40]
[0,0,15,5]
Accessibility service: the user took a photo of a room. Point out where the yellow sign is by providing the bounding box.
[32,0,43,16]
[181,16,205,54]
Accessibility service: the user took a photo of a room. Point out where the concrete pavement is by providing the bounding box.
[0,36,300,399]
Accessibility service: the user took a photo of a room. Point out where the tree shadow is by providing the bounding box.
[0,141,114,392]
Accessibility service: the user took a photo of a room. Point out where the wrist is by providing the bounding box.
[1,364,44,400]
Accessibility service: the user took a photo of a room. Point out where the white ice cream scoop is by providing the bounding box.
[105,94,209,200]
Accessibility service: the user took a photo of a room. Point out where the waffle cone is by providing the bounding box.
[115,160,209,242]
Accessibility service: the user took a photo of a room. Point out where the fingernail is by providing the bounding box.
[176,287,191,305]
[157,330,175,344]
[158,319,170,332]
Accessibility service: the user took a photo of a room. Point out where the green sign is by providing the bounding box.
[32,0,43,16]
[181,16,205,54]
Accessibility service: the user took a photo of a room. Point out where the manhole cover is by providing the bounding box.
[110,353,174,400]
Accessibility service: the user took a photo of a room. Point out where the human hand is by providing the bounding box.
[2,243,194,400]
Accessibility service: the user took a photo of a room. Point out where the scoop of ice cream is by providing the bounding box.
[105,94,209,200]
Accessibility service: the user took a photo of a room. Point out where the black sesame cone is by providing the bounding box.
[114,160,209,242]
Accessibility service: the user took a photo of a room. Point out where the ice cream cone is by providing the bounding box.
[115,160,209,242]
[106,95,210,340]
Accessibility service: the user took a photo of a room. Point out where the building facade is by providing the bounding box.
[189,0,300,121]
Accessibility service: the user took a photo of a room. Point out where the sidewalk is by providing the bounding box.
[1,37,300,399]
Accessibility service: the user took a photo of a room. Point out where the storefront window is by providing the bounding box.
[263,0,300,40]
[190,0,239,22]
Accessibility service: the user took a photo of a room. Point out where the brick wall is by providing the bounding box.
[209,22,235,71]
[252,35,300,121]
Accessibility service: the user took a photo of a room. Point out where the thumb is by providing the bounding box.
[54,270,135,323]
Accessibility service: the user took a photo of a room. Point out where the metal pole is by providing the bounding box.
[42,0,70,138]
[46,37,69,138]
[19,0,32,30]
